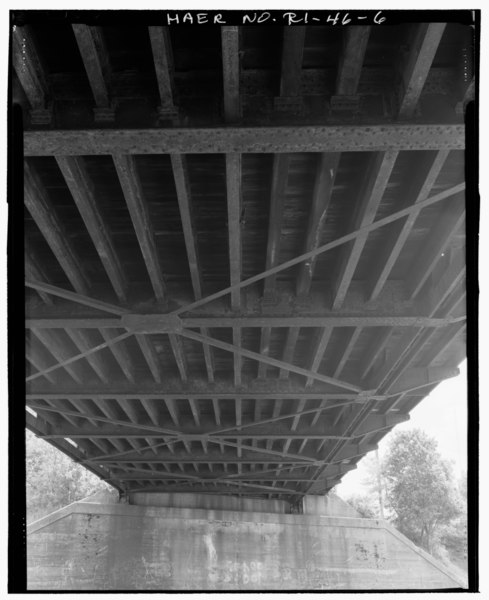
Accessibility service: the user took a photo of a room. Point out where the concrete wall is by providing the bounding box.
[302,493,362,517]
[128,491,358,517]
[128,492,289,514]
[27,500,465,591]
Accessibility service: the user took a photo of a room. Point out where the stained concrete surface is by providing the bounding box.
[128,491,289,513]
[27,496,465,590]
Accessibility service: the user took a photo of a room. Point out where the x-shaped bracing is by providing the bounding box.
[28,399,357,464]
[26,181,465,388]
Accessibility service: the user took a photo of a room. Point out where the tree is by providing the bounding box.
[26,430,110,522]
[438,470,467,568]
[382,429,461,553]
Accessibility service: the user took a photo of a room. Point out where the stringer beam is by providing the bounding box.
[258,154,291,378]
[113,154,167,302]
[72,24,114,120]
[398,23,447,118]
[12,25,52,123]
[331,151,398,309]
[24,161,90,295]
[148,26,178,118]
[170,154,215,381]
[56,156,127,302]
[221,26,240,122]
[367,149,451,301]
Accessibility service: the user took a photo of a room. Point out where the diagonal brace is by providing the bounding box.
[179,329,361,392]
[26,331,133,382]
[25,280,128,315]
[172,182,465,316]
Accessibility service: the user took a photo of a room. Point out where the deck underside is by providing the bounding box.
[18,15,472,503]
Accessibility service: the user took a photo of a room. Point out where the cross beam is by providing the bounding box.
[25,314,464,330]
[23,124,464,156]
[69,442,375,466]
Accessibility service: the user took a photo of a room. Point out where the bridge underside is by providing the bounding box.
[19,15,469,507]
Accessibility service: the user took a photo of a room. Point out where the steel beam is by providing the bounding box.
[113,154,167,302]
[221,27,240,122]
[23,124,465,156]
[27,387,381,400]
[331,151,398,309]
[367,150,450,301]
[24,162,89,295]
[25,280,127,315]
[25,250,52,305]
[388,366,460,395]
[72,24,113,118]
[56,156,127,302]
[398,24,447,118]
[25,314,466,330]
[148,26,177,116]
[335,27,371,96]
[12,25,52,122]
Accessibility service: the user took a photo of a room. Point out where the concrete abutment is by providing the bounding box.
[27,492,465,590]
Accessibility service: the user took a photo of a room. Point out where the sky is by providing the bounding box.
[336,360,468,499]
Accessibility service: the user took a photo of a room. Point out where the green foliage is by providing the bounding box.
[343,429,467,571]
[26,429,110,522]
[382,429,461,553]
[438,470,467,568]
[439,515,467,559]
